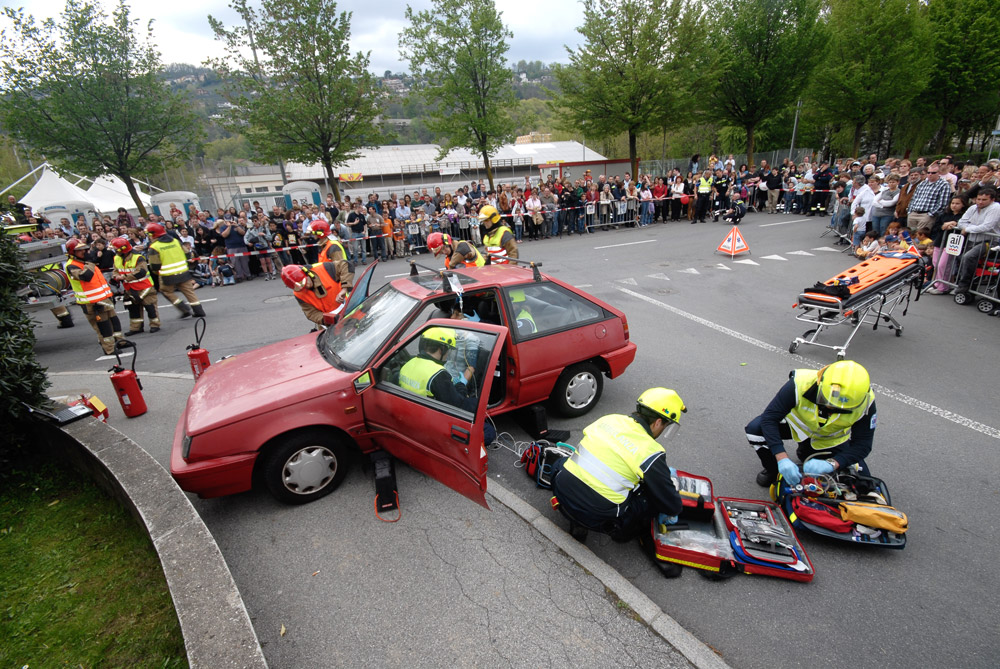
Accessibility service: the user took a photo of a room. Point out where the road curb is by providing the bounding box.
[487,481,731,669]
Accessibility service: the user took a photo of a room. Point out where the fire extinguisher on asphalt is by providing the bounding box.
[186,317,211,381]
[108,340,147,418]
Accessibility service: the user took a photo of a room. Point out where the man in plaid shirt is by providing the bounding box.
[906,164,951,230]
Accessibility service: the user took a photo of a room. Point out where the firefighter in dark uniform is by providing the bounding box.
[551,388,686,543]
[111,237,161,334]
[427,232,485,269]
[746,360,877,487]
[146,223,206,319]
[281,261,354,327]
[309,221,350,264]
[477,205,518,263]
[64,238,124,354]
[711,169,730,220]
[810,160,834,215]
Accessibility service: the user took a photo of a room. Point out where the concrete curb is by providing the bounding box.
[487,481,731,669]
[39,418,268,669]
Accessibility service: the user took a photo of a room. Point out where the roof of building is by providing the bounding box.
[285,141,605,180]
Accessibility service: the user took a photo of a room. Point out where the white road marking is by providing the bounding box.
[117,297,220,314]
[787,250,815,256]
[715,264,732,271]
[759,218,811,227]
[615,287,1000,440]
[576,284,593,288]
[812,247,840,252]
[384,272,411,278]
[594,239,656,250]
[677,268,700,275]
[95,351,133,361]
[733,259,759,265]
[760,255,787,261]
[51,370,194,380]
[647,273,671,281]
[616,277,638,285]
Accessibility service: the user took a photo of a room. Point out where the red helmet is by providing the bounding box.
[146,222,166,237]
[65,238,89,255]
[281,264,310,290]
[426,232,453,256]
[310,221,331,237]
[110,236,133,255]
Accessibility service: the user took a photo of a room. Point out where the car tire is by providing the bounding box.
[550,362,603,417]
[261,430,350,505]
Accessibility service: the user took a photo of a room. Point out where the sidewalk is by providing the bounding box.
[45,372,725,668]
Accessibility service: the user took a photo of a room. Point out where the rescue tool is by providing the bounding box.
[186,317,211,381]
[108,340,147,418]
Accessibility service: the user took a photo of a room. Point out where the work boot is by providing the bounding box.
[191,303,207,318]
[125,324,144,336]
[57,314,75,329]
[176,302,194,319]
[756,468,775,487]
[150,326,161,333]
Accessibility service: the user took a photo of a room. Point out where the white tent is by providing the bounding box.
[86,174,151,213]
[21,168,95,210]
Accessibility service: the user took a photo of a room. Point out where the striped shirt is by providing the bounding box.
[906,178,952,217]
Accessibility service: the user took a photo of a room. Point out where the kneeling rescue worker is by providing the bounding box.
[111,236,161,335]
[745,360,876,487]
[477,205,518,264]
[426,232,484,269]
[281,259,354,327]
[64,238,124,354]
[551,388,686,542]
[146,223,206,319]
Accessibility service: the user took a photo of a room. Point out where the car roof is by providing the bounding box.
[388,263,540,300]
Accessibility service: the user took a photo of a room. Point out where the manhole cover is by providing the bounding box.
[263,295,295,304]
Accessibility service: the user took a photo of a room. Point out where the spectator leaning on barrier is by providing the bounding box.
[906,163,951,230]
[940,188,1000,299]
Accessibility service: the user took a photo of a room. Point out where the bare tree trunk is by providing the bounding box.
[323,159,341,201]
[852,122,863,158]
[628,131,638,180]
[745,125,756,170]
[483,150,495,192]
[934,116,951,154]
[956,127,970,153]
[121,173,148,218]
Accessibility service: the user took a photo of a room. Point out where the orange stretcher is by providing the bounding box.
[789,253,928,359]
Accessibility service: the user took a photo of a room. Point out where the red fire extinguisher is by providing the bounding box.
[186,317,211,381]
[108,340,147,418]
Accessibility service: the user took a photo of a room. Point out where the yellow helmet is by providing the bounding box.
[477,205,501,225]
[637,388,686,424]
[510,289,526,303]
[421,326,457,349]
[816,360,870,409]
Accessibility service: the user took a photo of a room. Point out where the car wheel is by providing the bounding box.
[262,430,349,505]
[551,362,603,417]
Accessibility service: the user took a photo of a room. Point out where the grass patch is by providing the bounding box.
[0,461,187,668]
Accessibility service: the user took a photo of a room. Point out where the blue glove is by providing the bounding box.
[659,514,679,525]
[777,458,802,486]
[803,458,835,476]
[669,467,678,478]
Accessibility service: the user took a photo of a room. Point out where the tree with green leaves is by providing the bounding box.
[209,0,385,201]
[400,0,516,190]
[926,0,1000,153]
[552,0,703,178]
[809,0,930,158]
[701,0,825,169]
[0,0,202,216]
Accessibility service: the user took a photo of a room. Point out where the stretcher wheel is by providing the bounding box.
[953,292,969,305]
[977,299,996,314]
[894,327,903,337]
[656,561,684,579]
[788,340,799,354]
[836,352,845,361]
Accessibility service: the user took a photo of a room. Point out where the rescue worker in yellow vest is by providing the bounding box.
[110,237,161,335]
[509,288,536,336]
[746,360,877,488]
[309,221,350,264]
[146,223,206,319]
[427,232,485,269]
[63,238,124,354]
[281,261,353,327]
[551,388,686,542]
[695,169,714,224]
[477,205,518,264]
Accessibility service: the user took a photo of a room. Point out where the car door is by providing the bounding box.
[362,320,508,508]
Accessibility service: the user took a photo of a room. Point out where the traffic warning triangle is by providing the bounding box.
[906,244,921,256]
[717,226,750,257]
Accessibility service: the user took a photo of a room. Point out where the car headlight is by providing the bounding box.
[182,434,192,459]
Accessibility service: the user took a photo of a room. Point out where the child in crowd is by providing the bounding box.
[851,205,867,248]
[217,257,236,286]
[915,226,934,258]
[855,230,881,258]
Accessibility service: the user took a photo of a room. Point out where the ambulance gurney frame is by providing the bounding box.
[789,253,927,360]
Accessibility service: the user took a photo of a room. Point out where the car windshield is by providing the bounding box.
[319,285,419,370]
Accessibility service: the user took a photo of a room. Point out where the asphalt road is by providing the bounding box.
[35,211,999,668]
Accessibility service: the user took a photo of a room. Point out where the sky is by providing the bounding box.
[5,0,585,74]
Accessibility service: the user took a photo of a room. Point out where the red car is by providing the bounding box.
[171,262,636,507]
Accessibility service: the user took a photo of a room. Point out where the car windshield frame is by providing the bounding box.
[318,284,419,371]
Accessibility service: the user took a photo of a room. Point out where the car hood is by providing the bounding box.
[185,332,345,435]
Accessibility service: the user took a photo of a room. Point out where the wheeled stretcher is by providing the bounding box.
[789,253,927,360]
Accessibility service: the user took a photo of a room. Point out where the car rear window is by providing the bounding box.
[408,272,479,291]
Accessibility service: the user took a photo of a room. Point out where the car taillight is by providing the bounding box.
[622,316,630,341]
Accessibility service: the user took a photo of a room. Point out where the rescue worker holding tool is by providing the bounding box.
[398,327,496,445]
[64,238,125,355]
[550,388,686,542]
[310,221,350,264]
[477,205,518,264]
[745,360,877,487]
[426,231,485,269]
[111,237,161,335]
[281,260,354,327]
[146,223,206,319]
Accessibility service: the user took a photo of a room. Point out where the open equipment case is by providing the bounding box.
[652,471,815,582]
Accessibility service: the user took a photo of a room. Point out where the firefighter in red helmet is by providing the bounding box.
[64,238,124,354]
[111,236,161,334]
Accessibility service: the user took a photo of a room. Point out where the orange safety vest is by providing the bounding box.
[318,238,348,264]
[65,257,113,304]
[445,241,485,269]
[295,262,343,315]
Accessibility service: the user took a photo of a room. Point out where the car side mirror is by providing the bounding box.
[353,371,372,394]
